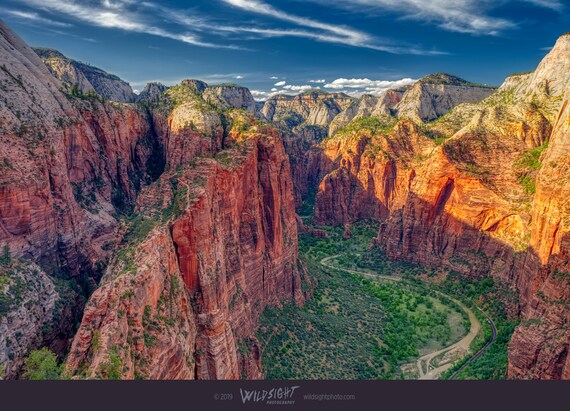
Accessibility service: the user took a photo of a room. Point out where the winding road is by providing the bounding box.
[319,255,497,380]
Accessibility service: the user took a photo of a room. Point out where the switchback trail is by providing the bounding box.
[319,255,496,380]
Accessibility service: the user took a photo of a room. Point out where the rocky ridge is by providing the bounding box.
[33,47,137,103]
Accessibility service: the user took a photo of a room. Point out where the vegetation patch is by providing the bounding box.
[335,116,397,138]
[258,222,468,379]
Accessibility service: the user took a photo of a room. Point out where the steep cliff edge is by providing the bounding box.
[0,20,165,377]
[65,116,307,380]
[0,20,307,379]
[508,87,570,379]
[310,74,496,226]
[372,35,570,379]
[0,21,163,277]
[261,90,354,207]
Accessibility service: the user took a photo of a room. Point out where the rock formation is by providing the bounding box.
[0,258,81,379]
[33,47,137,103]
[202,84,257,115]
[0,20,308,379]
[65,121,307,379]
[371,37,570,379]
[262,90,353,129]
[1,17,569,380]
[306,74,496,225]
[261,90,354,207]
[136,82,168,103]
[328,89,407,137]
[395,73,496,122]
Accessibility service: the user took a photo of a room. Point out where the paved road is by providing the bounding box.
[319,255,496,380]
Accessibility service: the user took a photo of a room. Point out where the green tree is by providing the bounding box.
[0,245,10,266]
[22,348,61,380]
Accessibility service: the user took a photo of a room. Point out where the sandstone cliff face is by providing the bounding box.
[328,90,406,137]
[507,86,570,379]
[0,21,165,374]
[0,21,163,277]
[395,73,496,123]
[136,82,168,103]
[1,261,57,378]
[65,119,307,379]
[308,74,496,226]
[370,38,570,379]
[0,258,81,379]
[262,91,354,128]
[202,85,257,115]
[1,20,308,379]
[313,120,434,225]
[33,47,137,103]
[261,91,354,208]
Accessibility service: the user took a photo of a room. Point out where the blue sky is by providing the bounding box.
[1,0,569,100]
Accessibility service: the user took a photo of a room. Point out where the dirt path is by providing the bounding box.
[319,255,482,380]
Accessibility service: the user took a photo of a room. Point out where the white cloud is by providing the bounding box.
[271,88,278,91]
[283,84,319,92]
[324,77,417,96]
[522,0,563,10]
[17,0,241,49]
[221,0,445,54]
[235,75,244,79]
[274,80,287,86]
[2,9,73,27]
[250,89,287,101]
[270,76,279,79]
[304,0,563,36]
[308,79,326,83]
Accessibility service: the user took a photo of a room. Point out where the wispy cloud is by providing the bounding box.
[2,8,73,27]
[309,79,326,83]
[220,0,446,54]
[522,0,563,11]
[274,80,287,86]
[11,0,447,54]
[304,0,563,36]
[16,0,241,49]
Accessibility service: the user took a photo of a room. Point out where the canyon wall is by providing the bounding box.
[65,121,307,380]
[373,36,570,379]
[275,38,569,379]
[507,87,570,379]
[0,19,165,378]
[308,74,496,226]
[0,20,307,379]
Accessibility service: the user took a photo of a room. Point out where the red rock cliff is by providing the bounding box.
[373,36,570,379]
[65,118,307,379]
[0,20,163,279]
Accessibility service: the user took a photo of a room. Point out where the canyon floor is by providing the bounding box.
[256,221,513,380]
